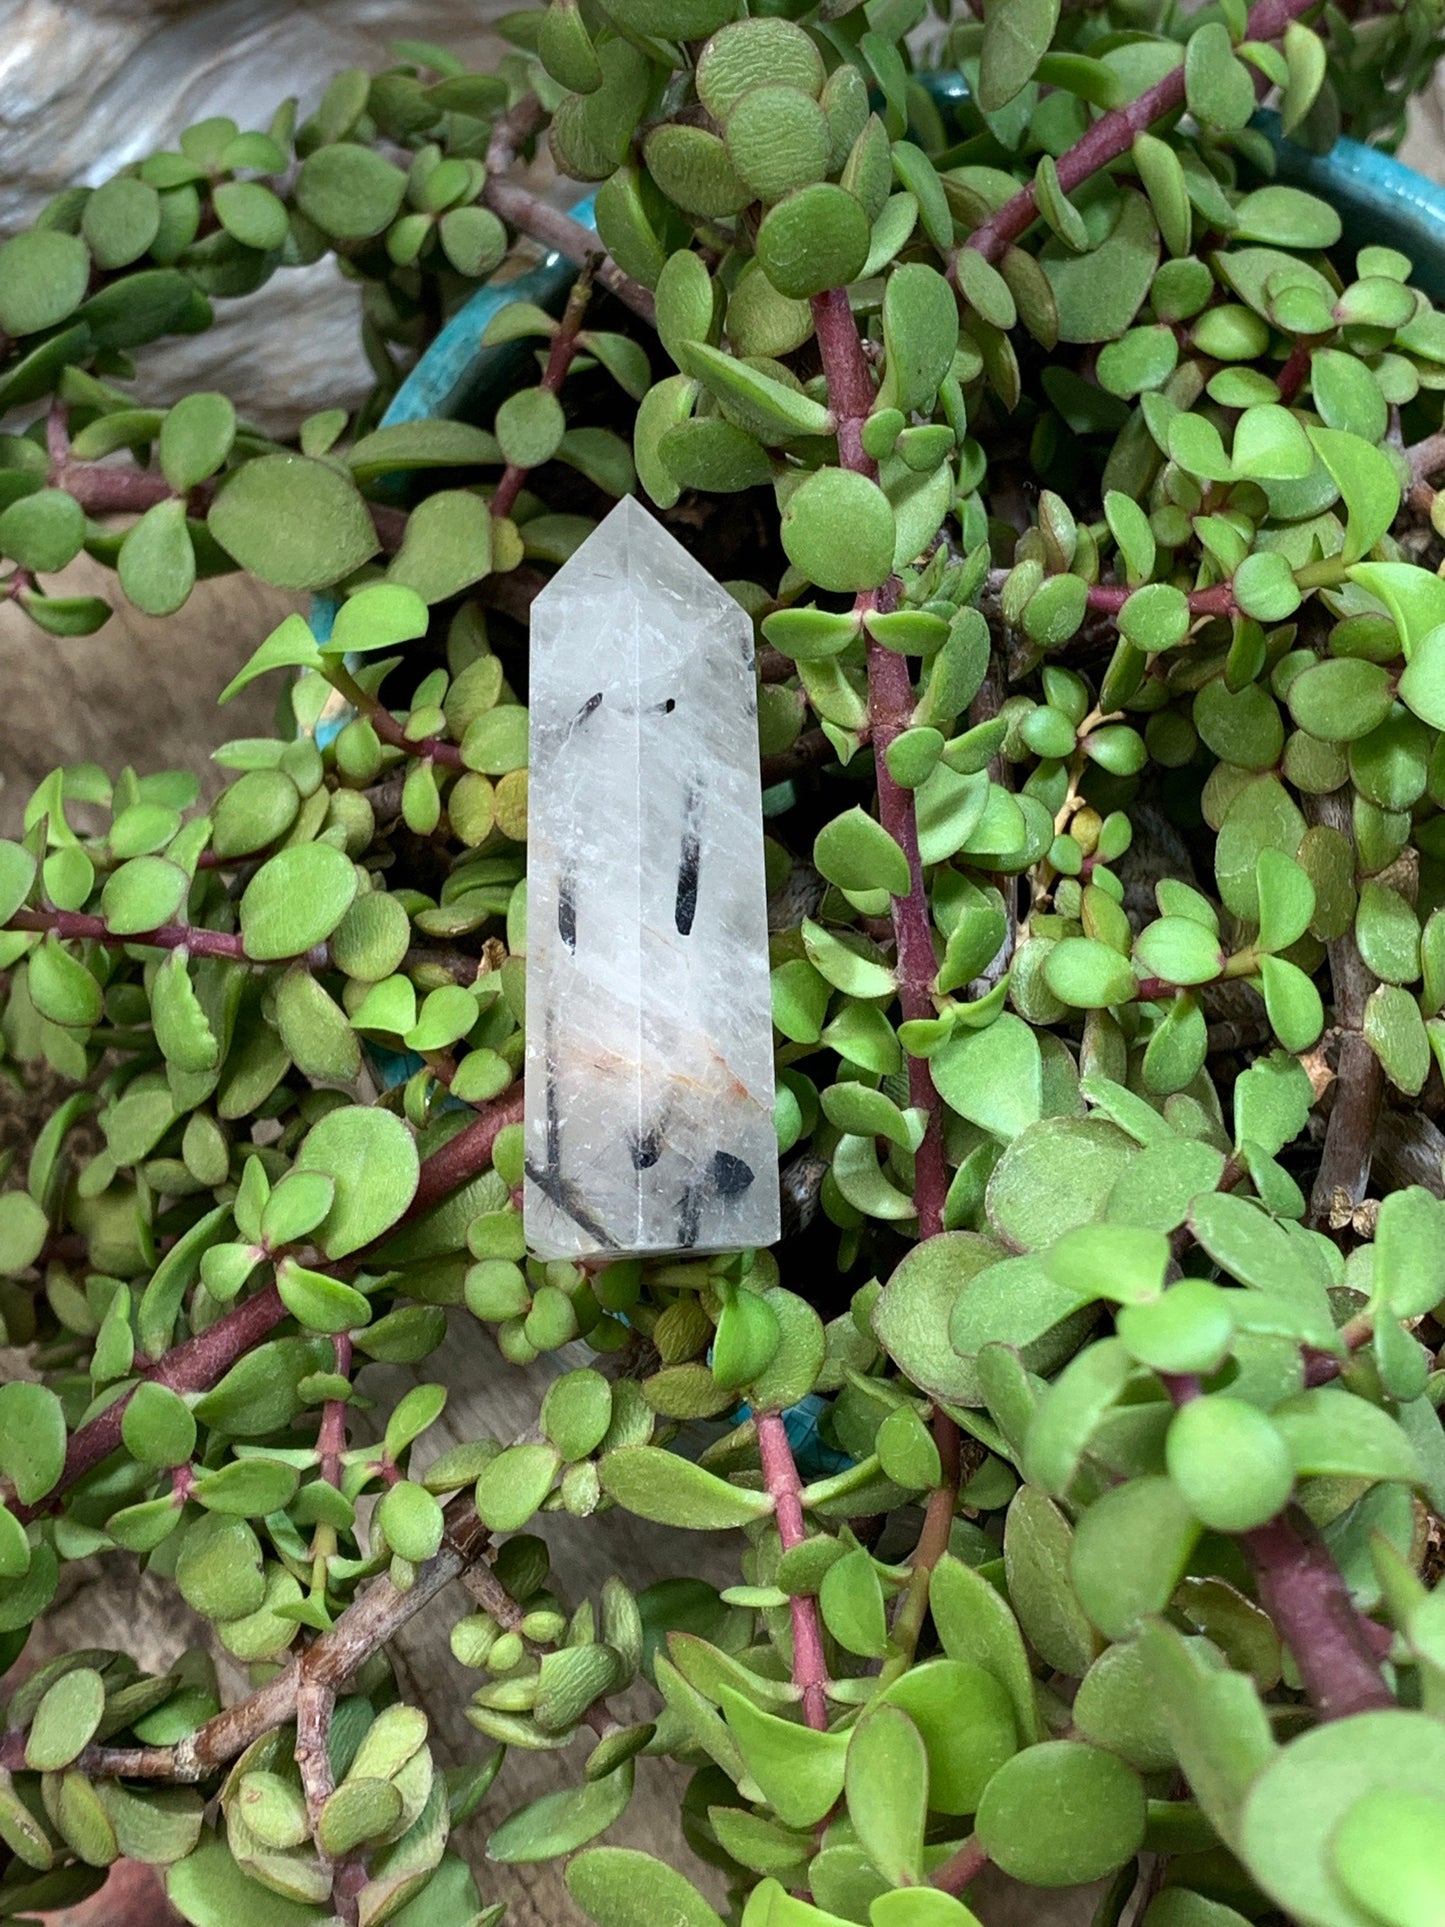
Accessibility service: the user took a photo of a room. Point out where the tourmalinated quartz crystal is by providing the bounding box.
[523,495,781,1260]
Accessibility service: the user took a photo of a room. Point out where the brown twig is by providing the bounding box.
[931,1835,989,1896]
[483,98,655,326]
[0,1498,490,1784]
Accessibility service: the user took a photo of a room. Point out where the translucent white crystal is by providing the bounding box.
[523,496,780,1261]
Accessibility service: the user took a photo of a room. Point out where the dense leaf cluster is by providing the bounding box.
[2,2,1445,1926]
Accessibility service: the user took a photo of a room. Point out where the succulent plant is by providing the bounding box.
[2,2,1445,1925]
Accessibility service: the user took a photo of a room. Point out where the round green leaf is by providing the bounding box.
[975,1740,1146,1886]
[296,143,408,240]
[1165,1396,1294,1532]
[0,230,91,336]
[239,842,359,960]
[121,1382,197,1469]
[294,1104,420,1259]
[209,454,378,591]
[0,489,86,573]
[26,1667,105,1772]
[781,468,895,593]
[756,184,870,300]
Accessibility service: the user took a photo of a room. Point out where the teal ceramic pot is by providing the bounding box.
[309,90,1445,1473]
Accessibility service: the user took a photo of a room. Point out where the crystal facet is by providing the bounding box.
[523,496,780,1260]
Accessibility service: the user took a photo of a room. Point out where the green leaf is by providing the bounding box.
[218,613,323,704]
[1271,1387,1420,1483]
[1041,189,1159,346]
[1259,954,1324,1052]
[376,1479,444,1561]
[239,842,359,960]
[0,229,90,336]
[845,1705,926,1886]
[720,1684,849,1827]
[277,1256,371,1335]
[488,1761,634,1863]
[756,184,871,301]
[1397,622,1445,728]
[1347,561,1445,658]
[976,1740,1146,1886]
[209,455,378,591]
[0,1381,66,1506]
[979,0,1061,111]
[820,1546,888,1658]
[813,807,910,897]
[1165,1397,1294,1533]
[1332,1787,1445,1927]
[213,180,289,251]
[296,142,407,240]
[1042,937,1137,1010]
[0,488,86,572]
[599,1447,772,1529]
[474,1442,560,1532]
[932,1012,1042,1141]
[347,419,501,482]
[1308,427,1400,565]
[167,1831,328,1926]
[1238,1711,1445,1927]
[0,1189,47,1285]
[1185,21,1256,129]
[122,1382,197,1469]
[781,468,895,594]
[294,1105,419,1259]
[26,1667,105,1771]
[326,582,429,656]
[1071,1476,1201,1642]
[159,393,237,493]
[880,263,959,415]
[119,499,195,617]
[566,1847,724,1927]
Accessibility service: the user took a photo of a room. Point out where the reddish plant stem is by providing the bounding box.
[1085,582,1236,619]
[400,1084,526,1222]
[809,288,949,1243]
[960,0,1324,265]
[10,1282,286,1526]
[1276,336,1317,404]
[9,1098,522,1524]
[492,269,593,522]
[322,663,464,770]
[8,906,253,961]
[50,462,407,551]
[1162,1374,1390,1719]
[757,1409,830,1732]
[931,1834,989,1896]
[1243,1513,1395,1719]
[318,1335,352,1491]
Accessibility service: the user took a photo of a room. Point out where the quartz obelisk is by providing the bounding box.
[523,495,780,1261]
